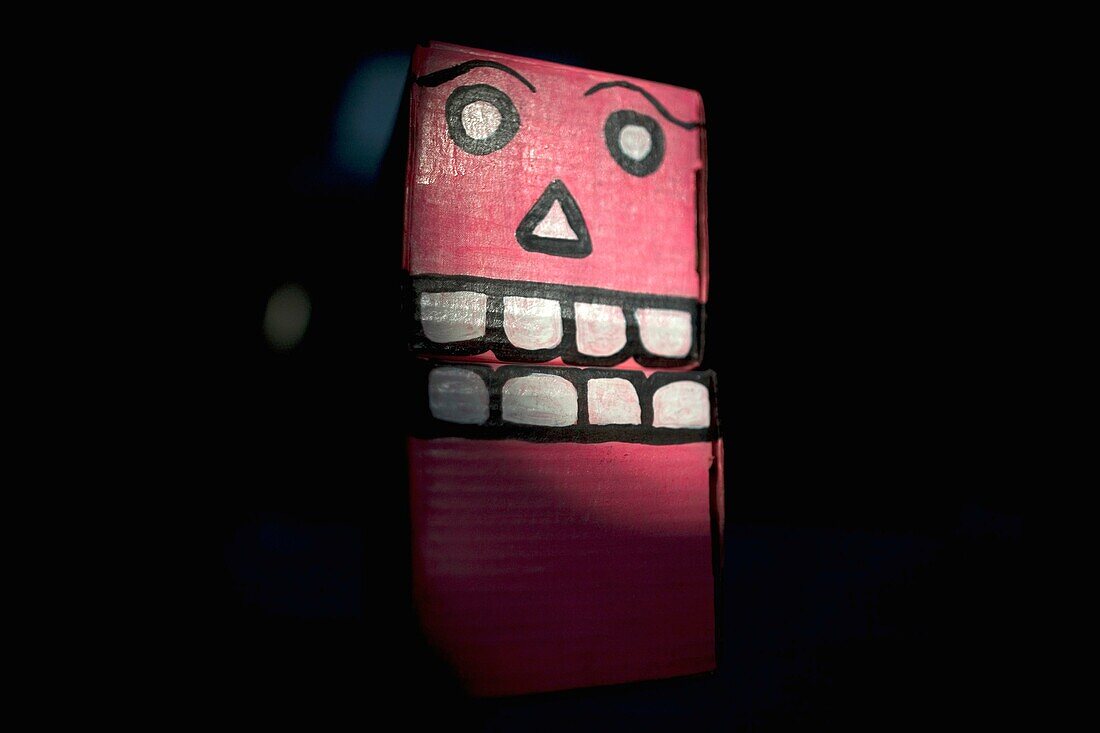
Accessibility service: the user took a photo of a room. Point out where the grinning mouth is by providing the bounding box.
[412,361,718,445]
[408,274,703,368]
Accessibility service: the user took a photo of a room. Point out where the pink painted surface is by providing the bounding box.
[409,438,719,696]
[714,438,726,567]
[403,42,722,697]
[405,43,708,301]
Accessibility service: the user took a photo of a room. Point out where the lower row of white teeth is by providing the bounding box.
[428,367,710,429]
[419,292,693,358]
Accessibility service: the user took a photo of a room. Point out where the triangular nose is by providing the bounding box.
[515,180,592,258]
[532,200,578,240]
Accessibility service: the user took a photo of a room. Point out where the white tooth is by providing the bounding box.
[574,302,627,357]
[428,367,489,424]
[652,381,710,429]
[503,296,562,350]
[502,374,577,426]
[636,307,693,358]
[419,291,487,343]
[587,378,641,425]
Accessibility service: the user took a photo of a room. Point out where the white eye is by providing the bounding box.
[604,110,664,176]
[446,84,519,155]
[461,100,503,141]
[618,124,652,161]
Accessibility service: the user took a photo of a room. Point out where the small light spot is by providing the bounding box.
[263,284,311,351]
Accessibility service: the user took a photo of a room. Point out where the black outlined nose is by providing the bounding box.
[515,180,592,258]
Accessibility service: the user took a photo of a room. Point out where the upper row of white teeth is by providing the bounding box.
[428,367,711,429]
[419,292,693,358]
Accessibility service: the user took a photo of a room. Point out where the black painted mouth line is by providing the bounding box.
[410,361,719,445]
[407,274,703,368]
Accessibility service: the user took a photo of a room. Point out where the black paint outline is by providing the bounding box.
[406,273,703,368]
[410,360,718,445]
[514,180,592,258]
[604,110,666,177]
[445,84,520,156]
[415,59,536,93]
[584,80,701,130]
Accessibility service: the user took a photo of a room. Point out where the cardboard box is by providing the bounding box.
[403,42,722,696]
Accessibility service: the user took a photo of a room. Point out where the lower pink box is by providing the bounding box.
[407,363,723,696]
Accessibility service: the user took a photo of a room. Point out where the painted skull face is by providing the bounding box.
[403,43,722,697]
[405,43,708,369]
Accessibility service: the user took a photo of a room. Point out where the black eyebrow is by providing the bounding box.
[584,81,700,130]
[415,60,536,93]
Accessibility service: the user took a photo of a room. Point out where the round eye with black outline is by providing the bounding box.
[445,84,520,156]
[604,110,665,177]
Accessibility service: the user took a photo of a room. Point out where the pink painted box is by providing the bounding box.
[404,41,709,370]
[403,42,723,696]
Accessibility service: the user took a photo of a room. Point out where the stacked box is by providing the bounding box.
[403,41,723,696]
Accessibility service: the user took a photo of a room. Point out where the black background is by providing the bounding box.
[192,31,1022,728]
